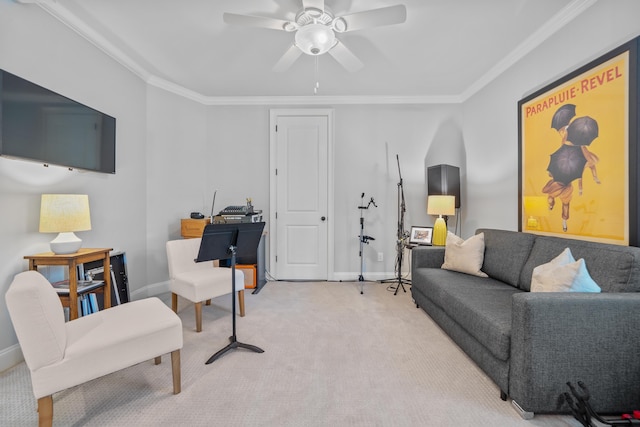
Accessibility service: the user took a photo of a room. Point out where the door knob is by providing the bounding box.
[321,216,326,221]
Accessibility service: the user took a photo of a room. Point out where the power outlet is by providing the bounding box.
[377,252,384,262]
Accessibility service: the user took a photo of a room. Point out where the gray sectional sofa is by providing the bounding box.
[410,228,640,416]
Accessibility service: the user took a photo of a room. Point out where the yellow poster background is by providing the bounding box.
[521,52,629,244]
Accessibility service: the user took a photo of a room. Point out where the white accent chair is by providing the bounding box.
[5,270,183,427]
[166,237,245,332]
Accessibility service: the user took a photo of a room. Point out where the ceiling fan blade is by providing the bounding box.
[273,44,303,72]
[328,41,363,72]
[302,0,325,11]
[341,4,407,32]
[223,12,289,31]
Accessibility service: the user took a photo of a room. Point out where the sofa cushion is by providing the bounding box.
[520,235,640,292]
[477,229,536,289]
[412,268,520,361]
[441,232,488,277]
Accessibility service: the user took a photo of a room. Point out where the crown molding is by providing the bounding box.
[459,0,598,102]
[146,75,461,105]
[23,0,595,106]
[23,0,151,81]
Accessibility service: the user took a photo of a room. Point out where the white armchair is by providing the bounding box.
[5,270,183,427]
[166,237,245,332]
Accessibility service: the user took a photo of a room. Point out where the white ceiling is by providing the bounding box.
[30,0,595,103]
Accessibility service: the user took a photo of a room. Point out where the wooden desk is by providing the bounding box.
[180,219,260,289]
[24,248,113,320]
[180,218,211,239]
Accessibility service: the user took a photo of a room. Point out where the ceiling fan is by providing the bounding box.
[223,1,407,72]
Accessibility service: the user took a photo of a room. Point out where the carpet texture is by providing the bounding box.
[1,281,581,426]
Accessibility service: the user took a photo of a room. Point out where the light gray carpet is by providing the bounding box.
[1,281,581,426]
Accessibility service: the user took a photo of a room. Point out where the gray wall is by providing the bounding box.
[463,0,640,233]
[146,101,463,280]
[0,2,148,369]
[2,0,640,369]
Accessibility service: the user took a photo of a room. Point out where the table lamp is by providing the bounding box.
[39,194,92,254]
[427,195,456,246]
[523,196,548,230]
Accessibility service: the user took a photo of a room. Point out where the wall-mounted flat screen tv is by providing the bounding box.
[0,69,116,174]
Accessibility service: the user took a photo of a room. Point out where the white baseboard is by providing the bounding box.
[129,280,170,301]
[140,276,408,290]
[0,344,24,373]
[330,272,409,282]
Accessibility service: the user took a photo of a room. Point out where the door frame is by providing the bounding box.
[269,108,335,281]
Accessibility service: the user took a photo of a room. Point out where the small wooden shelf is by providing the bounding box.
[24,248,113,320]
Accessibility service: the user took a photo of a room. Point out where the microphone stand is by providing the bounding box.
[358,193,376,294]
[380,155,411,295]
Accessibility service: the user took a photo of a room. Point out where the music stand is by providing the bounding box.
[196,222,265,364]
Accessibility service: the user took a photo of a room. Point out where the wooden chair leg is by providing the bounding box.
[238,290,245,317]
[171,293,178,313]
[37,395,53,427]
[154,356,161,365]
[205,299,211,306]
[195,301,202,332]
[171,349,181,394]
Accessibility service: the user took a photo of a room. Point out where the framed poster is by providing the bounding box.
[518,36,640,246]
[409,226,433,245]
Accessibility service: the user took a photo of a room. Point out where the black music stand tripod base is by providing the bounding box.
[206,334,264,364]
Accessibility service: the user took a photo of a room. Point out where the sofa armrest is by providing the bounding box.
[411,246,445,269]
[509,292,640,413]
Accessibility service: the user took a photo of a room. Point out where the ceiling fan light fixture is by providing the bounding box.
[294,23,336,56]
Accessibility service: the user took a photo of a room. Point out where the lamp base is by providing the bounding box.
[50,232,82,254]
[432,217,448,246]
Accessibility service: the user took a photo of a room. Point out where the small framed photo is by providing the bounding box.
[409,226,433,245]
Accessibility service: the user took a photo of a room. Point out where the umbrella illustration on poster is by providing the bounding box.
[567,116,599,146]
[547,144,587,186]
[551,104,576,130]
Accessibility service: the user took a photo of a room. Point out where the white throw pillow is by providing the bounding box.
[531,248,601,293]
[441,232,488,277]
[571,259,601,292]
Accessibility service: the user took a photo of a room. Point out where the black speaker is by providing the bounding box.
[428,164,461,208]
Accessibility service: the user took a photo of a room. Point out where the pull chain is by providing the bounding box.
[314,56,319,95]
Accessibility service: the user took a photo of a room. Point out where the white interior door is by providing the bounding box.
[270,109,333,280]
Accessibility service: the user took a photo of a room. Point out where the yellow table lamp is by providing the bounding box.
[427,195,456,246]
[523,196,548,230]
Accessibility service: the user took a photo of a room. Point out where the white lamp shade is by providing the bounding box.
[295,23,336,55]
[39,194,91,233]
[427,195,456,216]
[39,194,91,254]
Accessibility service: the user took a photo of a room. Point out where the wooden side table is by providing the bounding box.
[24,248,113,320]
